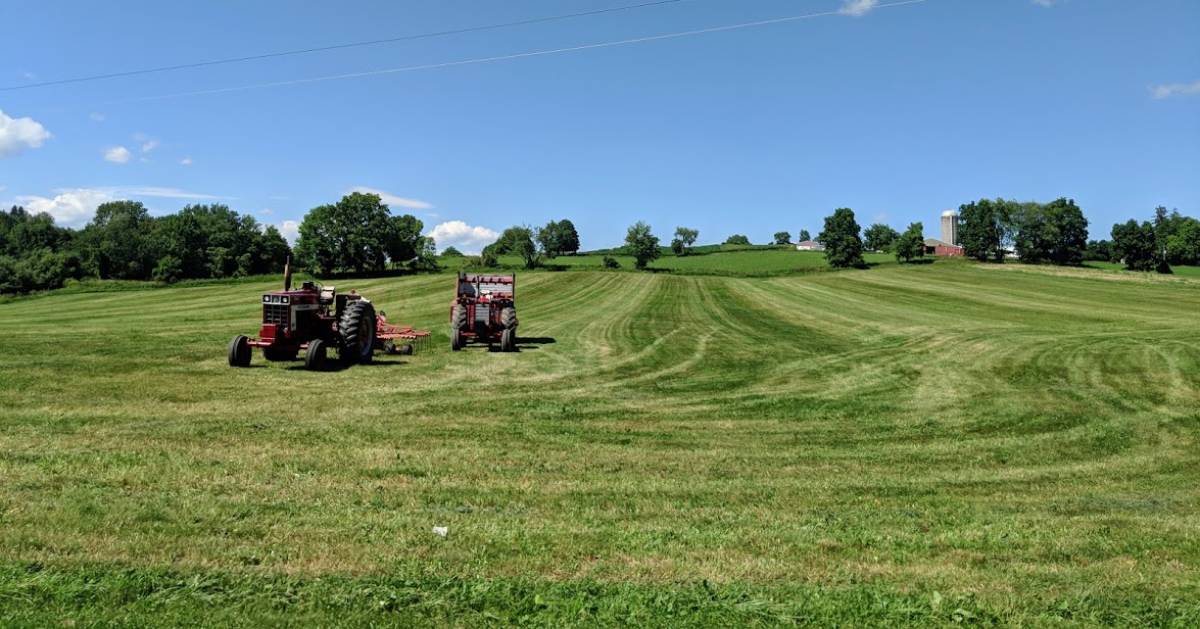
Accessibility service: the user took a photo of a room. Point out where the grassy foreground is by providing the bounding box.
[1,260,1199,626]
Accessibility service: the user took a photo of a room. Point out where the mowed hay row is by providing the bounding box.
[1,264,1199,621]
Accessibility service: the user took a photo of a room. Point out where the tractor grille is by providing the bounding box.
[263,303,289,326]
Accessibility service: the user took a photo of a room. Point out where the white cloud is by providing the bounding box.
[0,110,51,159]
[425,220,499,254]
[118,186,226,200]
[15,188,115,227]
[180,156,193,166]
[1031,0,1061,6]
[348,186,433,210]
[140,139,159,153]
[10,186,229,227]
[104,146,131,164]
[280,220,300,244]
[1150,80,1200,100]
[89,112,106,122]
[839,0,878,17]
[259,208,273,216]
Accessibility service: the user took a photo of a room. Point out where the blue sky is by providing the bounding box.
[2,0,1197,253]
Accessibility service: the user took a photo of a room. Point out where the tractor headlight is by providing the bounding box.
[281,296,289,304]
[263,295,270,303]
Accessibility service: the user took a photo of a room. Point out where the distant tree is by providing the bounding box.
[819,208,866,269]
[79,200,156,279]
[724,234,751,246]
[479,245,499,267]
[894,222,926,263]
[1111,219,1163,272]
[798,229,811,242]
[498,225,540,269]
[294,192,398,274]
[1013,198,1088,266]
[1166,218,1200,266]
[441,246,464,257]
[959,199,1013,262]
[536,219,581,258]
[625,221,661,270]
[1083,239,1115,263]
[773,231,792,246]
[671,226,699,256]
[602,255,621,269]
[863,223,899,253]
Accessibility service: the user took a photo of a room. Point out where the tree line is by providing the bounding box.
[0,201,291,294]
[0,191,438,294]
[956,199,1198,273]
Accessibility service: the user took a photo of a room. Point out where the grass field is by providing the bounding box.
[444,248,897,276]
[2,258,1199,626]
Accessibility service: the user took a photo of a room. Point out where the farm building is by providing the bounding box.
[923,238,965,256]
[795,240,824,252]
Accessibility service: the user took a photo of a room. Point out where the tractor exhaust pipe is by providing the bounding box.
[283,256,292,291]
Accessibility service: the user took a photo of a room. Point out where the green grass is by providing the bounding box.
[441,248,897,276]
[1085,260,1200,277]
[2,261,1199,626]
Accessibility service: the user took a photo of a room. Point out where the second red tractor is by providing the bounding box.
[450,272,518,352]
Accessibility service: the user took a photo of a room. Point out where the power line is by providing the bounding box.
[108,0,929,105]
[0,0,691,93]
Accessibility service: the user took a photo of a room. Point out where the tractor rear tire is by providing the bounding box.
[451,328,463,351]
[501,328,516,353]
[305,338,327,371]
[339,300,377,365]
[228,335,251,367]
[500,306,518,331]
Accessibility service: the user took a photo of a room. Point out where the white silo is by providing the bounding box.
[941,210,959,246]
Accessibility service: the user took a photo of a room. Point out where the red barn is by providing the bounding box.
[923,238,965,257]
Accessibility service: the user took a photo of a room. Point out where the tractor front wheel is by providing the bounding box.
[228,335,251,367]
[450,303,467,351]
[305,338,327,371]
[339,300,377,365]
[500,306,518,331]
[500,328,516,352]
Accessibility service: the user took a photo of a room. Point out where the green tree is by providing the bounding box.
[1111,220,1163,272]
[894,222,926,263]
[294,192,397,274]
[724,234,751,246]
[80,200,157,279]
[511,226,541,269]
[863,224,899,252]
[1013,198,1089,266]
[773,231,792,245]
[1165,219,1200,266]
[441,246,464,257]
[384,214,428,267]
[536,219,581,257]
[959,199,1013,262]
[819,208,866,269]
[671,226,699,256]
[1084,239,1115,262]
[625,222,661,270]
[798,229,811,242]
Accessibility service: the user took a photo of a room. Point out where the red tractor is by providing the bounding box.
[450,273,518,352]
[228,263,429,370]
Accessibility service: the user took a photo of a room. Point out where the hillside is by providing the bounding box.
[1,263,1198,625]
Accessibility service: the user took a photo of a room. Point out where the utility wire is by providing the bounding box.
[107,0,928,105]
[0,0,691,92]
